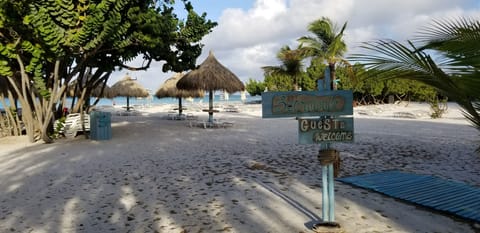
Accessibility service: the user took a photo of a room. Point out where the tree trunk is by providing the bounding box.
[293,75,299,91]
[9,66,36,143]
[329,63,337,90]
[0,111,6,137]
[13,58,67,143]
[5,57,107,143]
[0,95,22,136]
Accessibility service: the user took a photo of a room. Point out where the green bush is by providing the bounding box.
[245,79,266,96]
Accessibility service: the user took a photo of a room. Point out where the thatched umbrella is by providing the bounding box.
[110,74,149,111]
[176,51,245,122]
[155,73,204,115]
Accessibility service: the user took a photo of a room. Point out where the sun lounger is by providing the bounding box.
[190,118,234,128]
[92,105,116,113]
[189,120,205,128]
[223,105,240,112]
[62,113,90,138]
[186,113,198,121]
[116,109,141,116]
[220,121,234,128]
[167,113,193,120]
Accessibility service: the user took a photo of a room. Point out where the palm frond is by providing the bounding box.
[308,17,335,45]
[459,101,480,152]
[351,40,461,96]
[299,17,348,69]
[416,18,480,53]
[462,102,480,130]
[352,17,480,152]
[416,18,480,69]
[261,66,283,76]
[326,31,347,61]
[353,39,480,149]
[298,36,324,56]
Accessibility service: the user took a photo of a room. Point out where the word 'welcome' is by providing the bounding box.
[297,118,354,143]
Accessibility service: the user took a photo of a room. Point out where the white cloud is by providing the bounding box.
[203,0,480,83]
[251,0,287,20]
[111,0,479,89]
[220,43,282,80]
[345,26,377,54]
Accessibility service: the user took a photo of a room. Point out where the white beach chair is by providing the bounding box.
[63,113,90,138]
[215,118,234,128]
[190,118,234,129]
[223,105,240,112]
[186,113,198,121]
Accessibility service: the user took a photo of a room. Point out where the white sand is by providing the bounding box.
[0,102,479,233]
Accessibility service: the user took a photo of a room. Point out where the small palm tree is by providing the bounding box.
[298,17,349,90]
[262,45,306,91]
[351,17,480,150]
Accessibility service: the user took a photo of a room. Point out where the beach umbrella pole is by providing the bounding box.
[127,96,130,111]
[178,98,183,115]
[208,90,213,122]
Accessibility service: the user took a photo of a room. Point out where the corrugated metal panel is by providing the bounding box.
[337,170,480,223]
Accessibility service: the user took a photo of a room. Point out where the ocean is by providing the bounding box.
[0,94,261,110]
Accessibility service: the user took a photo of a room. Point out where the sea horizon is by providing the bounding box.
[0,93,261,110]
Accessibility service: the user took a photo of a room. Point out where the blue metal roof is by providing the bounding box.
[337,170,480,223]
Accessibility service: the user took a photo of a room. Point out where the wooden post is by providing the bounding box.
[320,143,330,221]
[208,90,213,122]
[319,67,335,222]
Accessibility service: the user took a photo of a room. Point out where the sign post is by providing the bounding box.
[262,67,353,230]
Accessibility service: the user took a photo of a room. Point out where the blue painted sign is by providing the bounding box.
[261,90,353,118]
[260,67,354,223]
[298,117,354,144]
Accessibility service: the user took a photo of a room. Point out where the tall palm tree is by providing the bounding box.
[298,17,348,90]
[262,45,306,91]
[351,17,480,150]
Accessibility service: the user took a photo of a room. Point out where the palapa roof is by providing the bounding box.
[110,74,149,98]
[176,51,245,93]
[155,73,204,98]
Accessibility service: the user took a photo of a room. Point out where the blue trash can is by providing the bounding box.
[90,111,112,140]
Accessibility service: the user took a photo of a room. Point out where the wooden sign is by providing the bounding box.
[260,67,354,225]
[298,117,354,144]
[262,90,353,118]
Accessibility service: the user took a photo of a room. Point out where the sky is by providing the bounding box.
[107,0,480,92]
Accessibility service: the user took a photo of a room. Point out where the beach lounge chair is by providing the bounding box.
[62,113,90,138]
[186,113,198,121]
[116,108,141,116]
[223,105,240,112]
[216,118,234,128]
[190,118,234,129]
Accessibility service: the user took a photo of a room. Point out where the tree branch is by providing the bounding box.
[119,58,153,71]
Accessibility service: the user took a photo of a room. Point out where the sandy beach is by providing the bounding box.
[0,102,479,233]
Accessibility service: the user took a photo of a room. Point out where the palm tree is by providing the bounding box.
[262,45,306,91]
[298,17,348,90]
[351,17,480,150]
